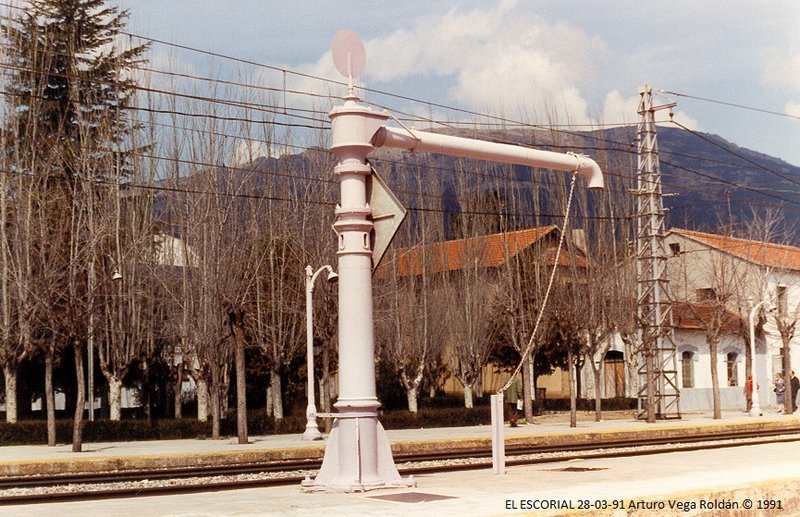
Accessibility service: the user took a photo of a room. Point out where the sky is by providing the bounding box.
[113,0,800,166]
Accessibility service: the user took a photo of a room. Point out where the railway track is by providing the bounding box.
[1,425,798,505]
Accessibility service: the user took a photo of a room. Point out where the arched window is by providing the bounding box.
[681,351,694,388]
[726,352,738,387]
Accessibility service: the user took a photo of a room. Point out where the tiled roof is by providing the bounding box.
[671,302,744,332]
[671,228,800,271]
[376,226,585,278]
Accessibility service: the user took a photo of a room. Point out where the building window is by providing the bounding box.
[669,243,681,255]
[681,351,694,388]
[777,286,788,317]
[697,288,717,301]
[726,352,738,386]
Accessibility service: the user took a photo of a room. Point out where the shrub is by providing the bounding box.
[542,397,636,412]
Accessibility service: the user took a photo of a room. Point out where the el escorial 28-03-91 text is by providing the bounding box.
[505,497,783,512]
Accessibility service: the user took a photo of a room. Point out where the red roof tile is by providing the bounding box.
[671,302,744,332]
[376,226,586,278]
[671,228,800,271]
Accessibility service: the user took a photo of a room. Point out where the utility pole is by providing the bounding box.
[634,85,681,421]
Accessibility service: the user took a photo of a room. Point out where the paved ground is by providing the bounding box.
[0,409,798,516]
[4,437,799,516]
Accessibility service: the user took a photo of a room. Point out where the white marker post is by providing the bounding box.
[491,394,505,475]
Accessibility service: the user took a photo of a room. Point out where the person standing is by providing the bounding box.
[744,375,754,412]
[774,374,786,412]
[504,375,522,427]
[791,371,800,413]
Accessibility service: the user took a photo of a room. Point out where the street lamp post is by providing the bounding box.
[303,264,337,440]
[748,300,771,417]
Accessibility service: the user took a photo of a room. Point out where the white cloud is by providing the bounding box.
[786,101,800,118]
[600,90,638,126]
[761,49,800,92]
[361,3,604,124]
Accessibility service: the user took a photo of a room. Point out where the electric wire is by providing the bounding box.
[2,11,796,202]
[2,3,799,221]
[657,89,800,121]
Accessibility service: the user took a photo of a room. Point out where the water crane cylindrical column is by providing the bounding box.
[303,97,410,491]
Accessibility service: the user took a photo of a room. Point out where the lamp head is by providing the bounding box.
[326,270,339,283]
[112,270,123,282]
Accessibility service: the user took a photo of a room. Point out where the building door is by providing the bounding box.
[604,350,625,398]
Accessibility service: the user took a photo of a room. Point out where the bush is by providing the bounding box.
[380,406,491,429]
[541,397,637,412]
[416,394,490,409]
[221,409,305,436]
[0,421,71,445]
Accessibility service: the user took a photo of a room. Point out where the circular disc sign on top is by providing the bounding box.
[332,29,366,79]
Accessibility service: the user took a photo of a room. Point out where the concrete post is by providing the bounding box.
[491,394,505,475]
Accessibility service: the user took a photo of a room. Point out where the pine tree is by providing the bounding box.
[1,0,148,450]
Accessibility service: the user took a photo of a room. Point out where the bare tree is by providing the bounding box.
[442,273,502,408]
[375,156,447,412]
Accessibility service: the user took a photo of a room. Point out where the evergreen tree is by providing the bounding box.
[1,0,148,450]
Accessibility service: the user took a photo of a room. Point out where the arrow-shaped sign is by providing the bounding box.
[367,166,406,272]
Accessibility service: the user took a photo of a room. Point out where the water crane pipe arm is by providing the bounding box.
[371,126,604,190]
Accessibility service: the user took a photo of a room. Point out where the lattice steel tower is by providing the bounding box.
[634,85,681,421]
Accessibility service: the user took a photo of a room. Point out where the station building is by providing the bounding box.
[580,228,800,412]
[383,225,800,415]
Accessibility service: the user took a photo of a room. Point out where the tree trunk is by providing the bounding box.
[783,340,792,414]
[174,362,183,419]
[270,368,283,420]
[220,367,230,416]
[108,376,122,421]
[197,378,209,422]
[463,383,473,409]
[72,343,85,452]
[319,376,331,433]
[142,386,151,422]
[3,363,16,424]
[406,387,419,413]
[210,367,221,439]
[265,384,273,417]
[233,323,248,444]
[321,346,332,433]
[321,345,330,410]
[592,362,602,422]
[522,354,533,423]
[45,348,56,446]
[745,336,752,389]
[709,336,721,419]
[568,348,577,428]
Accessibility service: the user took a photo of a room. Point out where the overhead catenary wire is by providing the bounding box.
[657,88,800,121]
[1,8,796,200]
[2,3,799,224]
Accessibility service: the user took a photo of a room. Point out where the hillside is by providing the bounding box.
[156,126,800,245]
[368,125,800,243]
